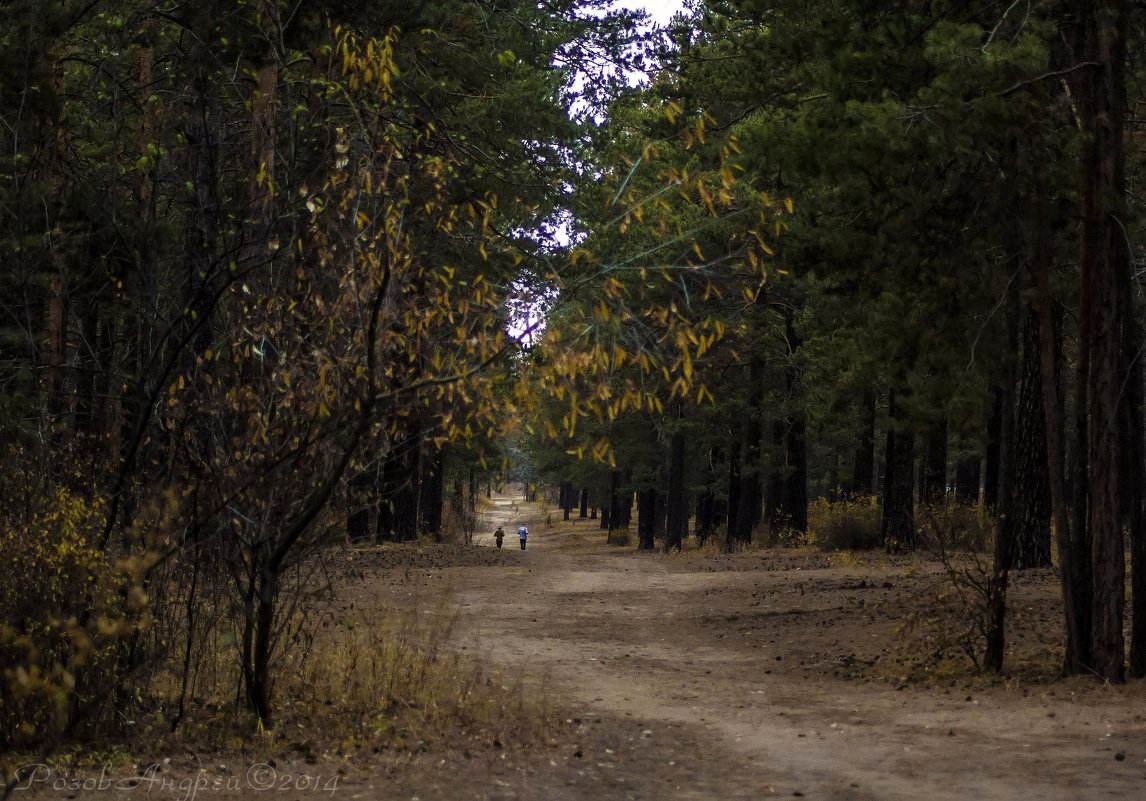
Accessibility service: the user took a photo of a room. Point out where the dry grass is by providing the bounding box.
[275,600,555,754]
[53,572,556,766]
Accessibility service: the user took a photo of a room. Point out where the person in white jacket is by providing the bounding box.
[517,525,528,550]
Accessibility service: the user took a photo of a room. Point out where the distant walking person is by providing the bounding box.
[517,525,528,550]
[494,526,505,549]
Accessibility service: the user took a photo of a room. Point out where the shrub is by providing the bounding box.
[0,487,165,750]
[893,554,994,676]
[917,502,996,553]
[807,496,882,551]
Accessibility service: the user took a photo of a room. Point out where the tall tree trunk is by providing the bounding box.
[734,356,765,544]
[779,312,807,532]
[620,479,633,528]
[347,471,371,543]
[696,492,713,541]
[1035,207,1092,675]
[985,252,1021,670]
[782,416,808,533]
[1013,308,1053,570]
[130,39,158,460]
[654,488,667,541]
[579,487,589,518]
[247,9,277,271]
[852,388,877,496]
[765,422,786,534]
[562,480,573,521]
[1072,0,1130,683]
[724,435,741,551]
[638,488,656,551]
[607,469,620,534]
[921,418,948,506]
[1125,310,1146,677]
[666,408,687,552]
[466,467,478,544]
[419,445,444,541]
[185,78,219,357]
[881,387,915,551]
[984,388,1004,509]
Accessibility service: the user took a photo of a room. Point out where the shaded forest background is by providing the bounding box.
[1,0,1145,769]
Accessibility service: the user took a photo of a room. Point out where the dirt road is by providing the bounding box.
[21,493,1146,801]
[410,492,1146,800]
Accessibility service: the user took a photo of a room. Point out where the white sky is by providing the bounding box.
[624,0,689,26]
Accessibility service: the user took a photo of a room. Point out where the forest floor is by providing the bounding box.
[328,492,1146,800]
[16,492,1146,800]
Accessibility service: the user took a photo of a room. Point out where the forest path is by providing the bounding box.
[428,491,1146,800]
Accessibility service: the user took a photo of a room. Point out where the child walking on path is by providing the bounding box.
[517,525,528,550]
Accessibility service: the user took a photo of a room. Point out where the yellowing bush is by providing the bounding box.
[0,487,160,750]
[807,496,883,551]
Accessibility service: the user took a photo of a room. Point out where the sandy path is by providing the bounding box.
[442,493,1146,800]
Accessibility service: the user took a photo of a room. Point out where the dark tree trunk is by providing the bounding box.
[954,457,981,505]
[782,416,808,533]
[921,418,948,506]
[1072,0,1130,683]
[777,312,807,533]
[984,388,1004,509]
[1125,312,1146,677]
[881,387,915,551]
[467,467,478,542]
[709,446,726,532]
[185,87,219,357]
[733,356,764,544]
[638,488,657,551]
[75,309,99,437]
[696,488,715,542]
[1012,308,1053,570]
[579,488,589,518]
[246,568,276,726]
[654,489,666,541]
[420,446,444,541]
[765,421,785,535]
[379,433,420,542]
[607,470,620,533]
[562,480,573,521]
[450,474,466,542]
[986,293,1021,671]
[852,388,877,497]
[1036,206,1093,676]
[618,476,637,531]
[347,472,371,543]
[666,413,687,552]
[725,435,742,549]
[347,508,370,542]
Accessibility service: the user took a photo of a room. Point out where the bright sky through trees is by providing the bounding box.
[508,1,688,346]
[625,0,687,25]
